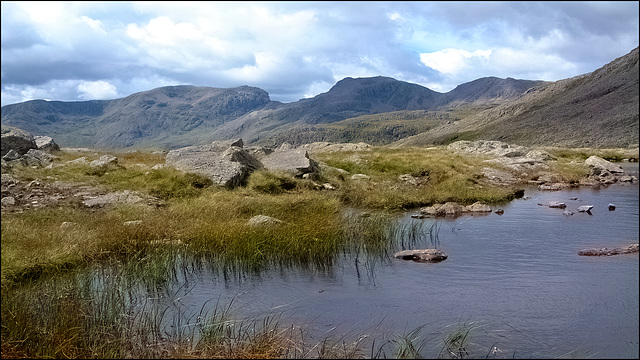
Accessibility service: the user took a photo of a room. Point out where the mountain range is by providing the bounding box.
[1,47,638,150]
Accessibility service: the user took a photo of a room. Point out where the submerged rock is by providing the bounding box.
[578,244,639,256]
[394,249,448,263]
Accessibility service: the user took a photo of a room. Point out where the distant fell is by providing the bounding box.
[2,48,637,149]
[394,47,639,148]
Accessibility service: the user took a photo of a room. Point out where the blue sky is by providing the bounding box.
[1,1,638,106]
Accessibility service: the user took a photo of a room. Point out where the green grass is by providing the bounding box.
[315,146,518,210]
[1,144,607,358]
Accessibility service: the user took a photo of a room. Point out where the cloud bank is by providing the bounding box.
[1,1,638,106]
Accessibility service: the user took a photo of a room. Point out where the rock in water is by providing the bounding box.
[394,249,448,262]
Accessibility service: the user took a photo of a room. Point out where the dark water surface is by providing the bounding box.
[163,163,639,358]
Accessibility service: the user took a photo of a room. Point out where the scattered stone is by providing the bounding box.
[394,249,448,263]
[569,197,579,200]
[495,209,504,215]
[562,210,575,216]
[577,205,594,212]
[608,204,616,211]
[538,183,568,191]
[578,244,639,256]
[543,201,567,209]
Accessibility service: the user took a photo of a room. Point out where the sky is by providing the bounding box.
[1,1,638,107]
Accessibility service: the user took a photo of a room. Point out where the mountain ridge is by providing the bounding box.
[2,47,637,149]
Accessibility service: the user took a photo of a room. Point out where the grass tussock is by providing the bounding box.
[315,146,517,210]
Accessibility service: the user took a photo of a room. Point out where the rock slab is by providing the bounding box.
[394,249,448,262]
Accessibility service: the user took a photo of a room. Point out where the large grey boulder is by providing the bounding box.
[21,149,58,167]
[1,125,37,157]
[585,156,624,174]
[260,148,319,178]
[165,139,263,188]
[34,135,60,153]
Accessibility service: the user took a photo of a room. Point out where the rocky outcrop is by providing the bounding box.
[394,249,448,262]
[1,125,37,157]
[447,140,528,158]
[447,140,558,187]
[578,244,639,256]
[585,155,637,184]
[165,139,263,188]
[81,190,161,208]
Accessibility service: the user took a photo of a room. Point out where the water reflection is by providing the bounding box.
[78,164,639,358]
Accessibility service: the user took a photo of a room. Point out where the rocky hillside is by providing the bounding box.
[394,47,639,148]
[1,48,637,149]
[0,85,272,149]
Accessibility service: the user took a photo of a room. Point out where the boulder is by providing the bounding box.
[465,202,492,212]
[34,135,60,152]
[608,204,616,211]
[420,202,467,216]
[165,139,263,188]
[577,205,594,212]
[538,201,567,209]
[585,156,624,174]
[2,149,22,161]
[578,244,639,256]
[1,125,37,157]
[260,148,319,177]
[90,155,121,171]
[20,149,58,167]
[394,249,448,262]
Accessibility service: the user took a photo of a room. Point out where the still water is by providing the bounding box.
[160,163,639,358]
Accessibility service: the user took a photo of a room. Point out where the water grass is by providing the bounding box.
[1,145,602,358]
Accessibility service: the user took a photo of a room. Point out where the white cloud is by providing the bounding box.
[77,80,118,100]
[419,48,492,75]
[1,1,638,106]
